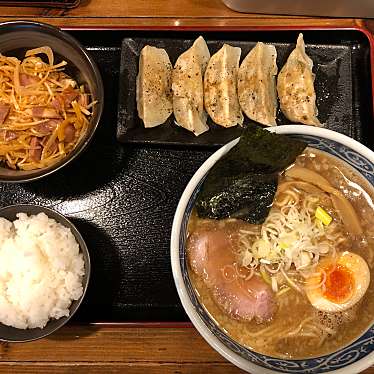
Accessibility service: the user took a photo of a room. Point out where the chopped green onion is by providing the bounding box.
[260,259,271,264]
[279,242,289,250]
[276,286,291,297]
[260,266,272,286]
[315,206,332,226]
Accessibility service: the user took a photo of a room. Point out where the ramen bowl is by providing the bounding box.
[0,20,103,182]
[171,125,374,374]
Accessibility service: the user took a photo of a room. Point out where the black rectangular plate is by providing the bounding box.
[117,30,373,147]
[0,29,372,323]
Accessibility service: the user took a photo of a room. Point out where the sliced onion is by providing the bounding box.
[25,46,54,66]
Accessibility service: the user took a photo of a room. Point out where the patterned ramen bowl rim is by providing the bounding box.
[170,125,374,374]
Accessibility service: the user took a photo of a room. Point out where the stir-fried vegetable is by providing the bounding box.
[0,46,96,170]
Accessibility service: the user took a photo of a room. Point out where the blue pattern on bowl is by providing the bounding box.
[179,134,374,373]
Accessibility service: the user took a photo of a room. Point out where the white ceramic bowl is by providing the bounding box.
[171,125,374,374]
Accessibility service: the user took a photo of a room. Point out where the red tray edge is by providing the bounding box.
[61,24,373,329]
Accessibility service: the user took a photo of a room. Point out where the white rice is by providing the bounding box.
[0,212,85,329]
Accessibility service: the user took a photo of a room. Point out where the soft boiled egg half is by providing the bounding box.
[305,251,370,312]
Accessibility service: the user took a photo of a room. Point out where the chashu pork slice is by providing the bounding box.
[187,227,276,322]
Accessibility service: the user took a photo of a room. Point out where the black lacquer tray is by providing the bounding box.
[1,28,373,323]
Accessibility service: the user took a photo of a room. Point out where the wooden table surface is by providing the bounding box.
[0,1,373,373]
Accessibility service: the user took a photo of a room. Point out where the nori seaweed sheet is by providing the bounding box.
[196,127,307,224]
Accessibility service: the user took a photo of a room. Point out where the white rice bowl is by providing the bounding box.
[0,212,84,329]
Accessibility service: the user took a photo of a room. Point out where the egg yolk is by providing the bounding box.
[323,264,355,304]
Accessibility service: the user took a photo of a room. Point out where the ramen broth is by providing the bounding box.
[187,148,374,359]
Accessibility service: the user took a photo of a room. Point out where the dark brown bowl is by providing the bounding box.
[0,20,104,182]
[0,204,90,342]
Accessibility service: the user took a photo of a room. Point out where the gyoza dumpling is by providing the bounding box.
[238,42,278,126]
[204,44,243,127]
[136,46,173,128]
[172,36,210,136]
[277,34,320,126]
